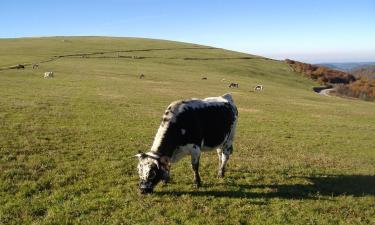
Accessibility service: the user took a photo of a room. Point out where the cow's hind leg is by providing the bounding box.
[217,145,232,178]
[191,146,201,188]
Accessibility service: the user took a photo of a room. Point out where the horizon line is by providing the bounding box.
[1,35,374,64]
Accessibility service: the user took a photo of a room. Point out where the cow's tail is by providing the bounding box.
[222,93,234,103]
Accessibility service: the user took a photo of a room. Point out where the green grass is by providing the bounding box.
[0,37,374,224]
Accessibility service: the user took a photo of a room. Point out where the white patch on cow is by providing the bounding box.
[151,93,235,152]
[171,144,198,163]
[254,85,263,91]
[44,71,54,78]
[145,151,160,159]
[181,129,186,135]
[222,108,238,151]
[151,121,172,152]
[168,144,203,166]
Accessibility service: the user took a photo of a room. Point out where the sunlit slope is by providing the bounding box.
[0,37,374,224]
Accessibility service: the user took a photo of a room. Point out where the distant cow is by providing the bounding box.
[44,72,54,78]
[10,64,25,69]
[139,74,145,79]
[136,93,238,194]
[254,85,263,91]
[32,64,39,69]
[201,77,207,80]
[228,83,239,88]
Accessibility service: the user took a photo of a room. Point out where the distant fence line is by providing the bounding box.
[0,47,275,71]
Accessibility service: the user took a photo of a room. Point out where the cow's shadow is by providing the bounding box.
[156,175,375,199]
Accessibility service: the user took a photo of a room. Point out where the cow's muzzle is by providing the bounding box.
[139,183,153,194]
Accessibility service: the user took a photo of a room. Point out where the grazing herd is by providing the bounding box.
[11,64,264,91]
[228,82,263,91]
[9,63,55,79]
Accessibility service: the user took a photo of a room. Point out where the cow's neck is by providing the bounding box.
[151,129,178,158]
[151,146,174,158]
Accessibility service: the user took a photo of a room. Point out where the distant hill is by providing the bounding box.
[286,59,375,101]
[317,62,375,72]
[350,65,375,79]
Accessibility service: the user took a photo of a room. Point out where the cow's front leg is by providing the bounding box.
[217,146,232,178]
[191,146,201,188]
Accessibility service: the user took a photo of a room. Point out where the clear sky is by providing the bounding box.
[1,0,374,63]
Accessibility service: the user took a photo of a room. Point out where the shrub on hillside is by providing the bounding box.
[285,59,356,85]
[336,78,375,101]
[286,59,374,101]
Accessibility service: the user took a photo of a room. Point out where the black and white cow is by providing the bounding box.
[254,85,263,91]
[228,83,239,88]
[136,93,238,194]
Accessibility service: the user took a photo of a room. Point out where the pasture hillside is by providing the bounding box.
[0,37,374,224]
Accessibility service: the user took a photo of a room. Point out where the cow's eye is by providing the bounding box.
[149,170,156,179]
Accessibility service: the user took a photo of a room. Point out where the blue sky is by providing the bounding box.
[1,0,374,63]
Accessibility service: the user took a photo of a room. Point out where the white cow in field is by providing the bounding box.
[44,72,54,78]
[254,85,263,91]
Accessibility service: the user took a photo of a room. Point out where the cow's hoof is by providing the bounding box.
[217,172,224,178]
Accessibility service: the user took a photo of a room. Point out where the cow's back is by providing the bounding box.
[151,94,237,156]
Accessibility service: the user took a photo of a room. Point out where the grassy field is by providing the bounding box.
[0,37,374,224]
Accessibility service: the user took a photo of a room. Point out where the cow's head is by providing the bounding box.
[135,152,170,194]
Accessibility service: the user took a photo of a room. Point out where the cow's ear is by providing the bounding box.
[160,156,171,168]
[135,152,146,159]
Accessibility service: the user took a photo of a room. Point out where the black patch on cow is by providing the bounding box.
[154,102,236,157]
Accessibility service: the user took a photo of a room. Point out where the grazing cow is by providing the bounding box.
[136,93,238,194]
[10,64,25,69]
[254,85,263,91]
[32,64,39,69]
[44,72,54,78]
[201,77,207,80]
[139,74,145,79]
[228,82,239,88]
